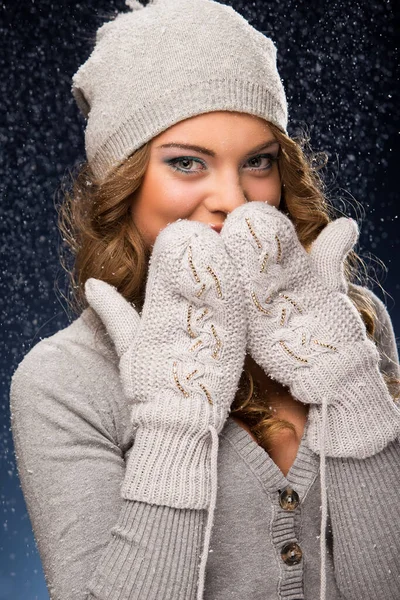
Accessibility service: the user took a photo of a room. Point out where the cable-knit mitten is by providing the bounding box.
[221,201,400,459]
[85,219,247,509]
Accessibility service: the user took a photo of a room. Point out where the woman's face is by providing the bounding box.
[131,111,282,247]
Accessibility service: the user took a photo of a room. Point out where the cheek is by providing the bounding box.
[250,171,281,206]
[147,183,201,221]
[269,170,282,206]
[131,180,201,245]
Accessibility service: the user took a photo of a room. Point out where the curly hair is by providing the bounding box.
[57,121,397,454]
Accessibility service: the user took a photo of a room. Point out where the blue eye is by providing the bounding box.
[245,154,278,171]
[167,157,205,175]
[166,153,279,176]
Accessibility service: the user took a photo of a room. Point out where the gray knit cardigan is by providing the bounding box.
[9,285,400,600]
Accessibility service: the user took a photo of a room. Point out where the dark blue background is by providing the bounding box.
[1,0,399,598]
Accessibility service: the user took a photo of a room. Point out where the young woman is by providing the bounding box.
[10,1,400,599]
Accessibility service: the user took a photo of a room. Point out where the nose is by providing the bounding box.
[205,175,249,216]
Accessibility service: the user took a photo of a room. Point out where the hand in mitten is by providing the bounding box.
[85,219,247,509]
[221,201,400,459]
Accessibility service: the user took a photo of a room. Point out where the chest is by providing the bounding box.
[204,418,338,600]
[231,415,307,477]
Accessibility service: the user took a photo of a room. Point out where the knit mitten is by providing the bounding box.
[85,219,247,509]
[221,201,400,459]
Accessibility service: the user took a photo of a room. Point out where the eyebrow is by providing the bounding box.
[156,139,280,158]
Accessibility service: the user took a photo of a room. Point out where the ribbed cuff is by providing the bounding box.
[121,427,213,509]
[86,500,206,600]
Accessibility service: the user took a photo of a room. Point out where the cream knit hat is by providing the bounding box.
[72,0,288,182]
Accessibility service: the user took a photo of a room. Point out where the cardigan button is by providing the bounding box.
[279,487,300,511]
[281,542,303,565]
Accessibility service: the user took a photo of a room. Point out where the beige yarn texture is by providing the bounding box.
[221,201,400,460]
[85,218,247,510]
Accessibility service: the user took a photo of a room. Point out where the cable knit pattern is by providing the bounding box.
[220,201,400,460]
[71,0,288,181]
[85,218,247,510]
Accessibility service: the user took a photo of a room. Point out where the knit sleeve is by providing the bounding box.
[10,339,207,600]
[326,288,400,599]
[326,440,400,600]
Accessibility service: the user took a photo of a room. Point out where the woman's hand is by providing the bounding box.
[221,201,400,459]
[85,219,247,508]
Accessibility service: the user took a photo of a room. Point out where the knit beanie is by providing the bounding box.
[72,0,288,182]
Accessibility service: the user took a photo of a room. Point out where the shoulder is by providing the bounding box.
[12,307,117,381]
[351,283,393,318]
[349,283,396,340]
[10,308,129,448]
[349,283,399,377]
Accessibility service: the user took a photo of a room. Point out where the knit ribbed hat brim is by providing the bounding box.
[72,0,288,181]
